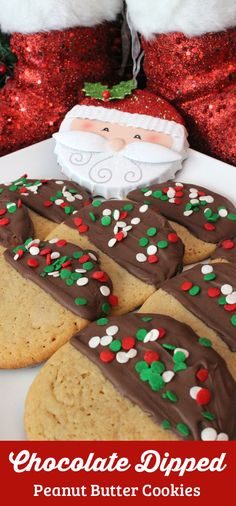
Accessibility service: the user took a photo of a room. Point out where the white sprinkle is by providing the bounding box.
[200,195,214,203]
[55,180,64,185]
[51,251,60,260]
[162,371,175,383]
[131,217,140,225]
[123,225,132,232]
[143,329,160,343]
[100,335,112,346]
[175,183,183,188]
[116,351,129,364]
[184,210,193,217]
[106,325,119,336]
[167,188,176,199]
[169,198,176,204]
[55,199,64,206]
[27,185,39,194]
[51,271,60,277]
[144,190,152,197]
[29,246,40,256]
[189,192,198,199]
[75,268,86,273]
[189,188,197,192]
[221,284,233,296]
[113,209,120,221]
[75,194,83,200]
[49,238,59,244]
[77,277,88,286]
[113,225,119,235]
[100,285,110,296]
[226,291,236,305]
[190,386,202,400]
[117,221,126,228]
[103,209,112,216]
[126,348,137,359]
[108,238,117,248]
[136,253,147,263]
[201,427,217,441]
[88,252,98,261]
[147,245,157,255]
[218,208,228,218]
[217,433,229,441]
[65,193,75,202]
[139,204,148,213]
[89,336,100,349]
[190,198,199,205]
[201,264,213,275]
[14,254,19,261]
[174,347,189,358]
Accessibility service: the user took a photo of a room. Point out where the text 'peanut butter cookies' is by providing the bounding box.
[0,176,91,239]
[24,313,236,441]
[211,238,236,264]
[1,237,113,369]
[46,200,184,313]
[0,195,34,248]
[128,182,236,264]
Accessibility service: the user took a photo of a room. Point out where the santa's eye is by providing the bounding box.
[102,127,110,132]
[134,134,141,139]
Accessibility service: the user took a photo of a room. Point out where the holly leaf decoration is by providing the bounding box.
[110,80,137,100]
[83,79,137,102]
[83,82,109,100]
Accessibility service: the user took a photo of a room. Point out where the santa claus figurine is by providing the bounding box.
[54,81,188,198]
[0,0,122,156]
[126,0,236,166]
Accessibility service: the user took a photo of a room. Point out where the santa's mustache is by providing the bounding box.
[54,130,182,163]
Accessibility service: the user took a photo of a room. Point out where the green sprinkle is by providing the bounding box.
[231,315,236,326]
[185,203,192,211]
[218,295,227,305]
[73,251,83,259]
[0,188,3,194]
[157,240,168,249]
[66,278,74,286]
[199,337,212,347]
[136,328,148,341]
[202,411,215,421]
[227,213,236,221]
[173,351,186,363]
[140,369,151,382]
[147,227,157,237]
[152,190,163,198]
[176,423,190,437]
[160,195,168,201]
[64,205,74,215]
[83,261,94,271]
[174,362,187,372]
[189,285,201,296]
[149,373,165,391]
[123,203,134,211]
[56,191,63,197]
[200,200,207,206]
[50,196,57,202]
[135,361,149,373]
[162,391,178,403]
[208,213,219,223]
[9,184,18,191]
[60,268,72,279]
[193,206,200,213]
[89,212,96,222]
[141,316,153,322]
[204,273,216,281]
[204,208,213,219]
[109,340,121,352]
[139,237,149,247]
[92,199,102,207]
[151,361,165,374]
[71,272,82,280]
[44,265,55,273]
[7,203,17,214]
[141,187,149,194]
[97,317,108,326]
[75,297,87,306]
[40,272,47,278]
[68,188,77,194]
[101,216,111,227]
[162,419,171,430]
[162,343,176,351]
[102,302,111,315]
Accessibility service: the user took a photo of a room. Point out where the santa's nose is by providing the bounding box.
[108,138,126,152]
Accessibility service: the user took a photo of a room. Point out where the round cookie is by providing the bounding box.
[211,238,236,264]
[45,199,184,314]
[1,237,114,368]
[128,182,236,264]
[24,313,236,441]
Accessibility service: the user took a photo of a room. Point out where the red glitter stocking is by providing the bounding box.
[0,25,119,156]
[142,29,236,166]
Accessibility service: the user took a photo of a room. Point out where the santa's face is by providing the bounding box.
[54,117,186,199]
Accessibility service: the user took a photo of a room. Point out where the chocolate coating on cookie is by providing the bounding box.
[128,182,236,244]
[162,263,236,351]
[0,197,34,248]
[63,200,184,287]
[212,238,236,263]
[5,238,113,320]
[0,176,92,223]
[71,313,236,440]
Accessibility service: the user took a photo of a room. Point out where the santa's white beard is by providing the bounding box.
[54,145,183,199]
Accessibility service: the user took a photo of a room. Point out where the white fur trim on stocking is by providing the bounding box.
[126,0,236,38]
[0,0,122,34]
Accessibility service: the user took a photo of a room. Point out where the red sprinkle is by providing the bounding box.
[17,199,22,208]
[174,198,181,205]
[148,254,159,264]
[62,260,72,268]
[144,350,160,364]
[181,281,193,291]
[196,368,209,382]
[74,217,83,227]
[40,248,52,256]
[60,202,67,209]
[224,303,236,312]
[46,254,52,266]
[27,258,39,268]
[84,200,92,207]
[120,211,128,219]
[56,239,67,247]
[208,287,221,298]
[115,231,125,241]
[221,239,234,250]
[16,249,24,258]
[204,223,216,231]
[175,191,184,198]
[198,191,205,197]
[0,208,6,216]
[79,254,90,264]
[92,271,106,280]
[43,200,53,207]
[196,388,211,406]
[79,224,89,233]
[157,327,166,339]
[162,187,169,194]
[0,217,9,226]
[168,233,179,243]
[122,337,135,350]
[108,294,119,307]
[100,350,115,363]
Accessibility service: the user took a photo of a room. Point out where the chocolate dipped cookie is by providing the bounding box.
[44,199,184,313]
[0,195,34,249]
[24,313,236,441]
[211,238,236,264]
[0,176,92,239]
[128,182,236,264]
[1,237,114,368]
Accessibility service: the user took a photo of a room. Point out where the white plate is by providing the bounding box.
[0,139,235,440]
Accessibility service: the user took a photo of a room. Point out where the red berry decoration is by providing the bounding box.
[196,388,211,406]
[102,90,111,101]
[0,62,7,75]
